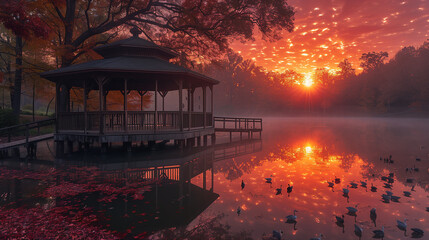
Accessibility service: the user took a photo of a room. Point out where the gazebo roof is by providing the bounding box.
[41,56,218,85]
[93,36,178,60]
[40,28,219,89]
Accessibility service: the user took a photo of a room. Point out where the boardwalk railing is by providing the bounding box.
[58,111,213,132]
[214,117,262,132]
[0,118,55,144]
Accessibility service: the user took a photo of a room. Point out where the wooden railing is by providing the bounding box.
[214,116,262,131]
[58,111,213,132]
[0,118,55,143]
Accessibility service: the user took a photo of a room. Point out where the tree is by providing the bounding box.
[0,0,50,116]
[338,59,355,79]
[38,0,295,67]
[359,51,388,72]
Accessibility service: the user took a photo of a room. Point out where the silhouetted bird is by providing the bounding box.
[276,185,282,195]
[335,215,344,224]
[237,206,241,216]
[343,186,349,195]
[287,184,293,193]
[272,230,283,240]
[286,210,298,222]
[391,195,401,202]
[373,226,384,239]
[381,194,391,203]
[241,180,245,190]
[371,183,377,192]
[354,224,363,239]
[403,191,411,197]
[397,219,407,231]
[370,208,377,226]
[346,206,358,215]
[335,176,340,184]
[411,228,424,238]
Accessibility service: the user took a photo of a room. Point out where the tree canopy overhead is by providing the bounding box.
[39,0,295,67]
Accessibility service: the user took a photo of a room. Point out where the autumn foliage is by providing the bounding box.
[0,1,50,40]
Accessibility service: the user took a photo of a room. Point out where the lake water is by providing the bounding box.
[1,117,428,239]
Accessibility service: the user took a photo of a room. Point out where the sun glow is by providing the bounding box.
[303,73,314,87]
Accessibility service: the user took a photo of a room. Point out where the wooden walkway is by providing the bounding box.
[0,119,55,158]
[0,133,54,151]
[214,117,262,141]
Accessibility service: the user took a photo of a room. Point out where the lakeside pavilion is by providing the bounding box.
[41,28,219,156]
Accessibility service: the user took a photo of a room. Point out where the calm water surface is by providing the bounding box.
[1,117,429,239]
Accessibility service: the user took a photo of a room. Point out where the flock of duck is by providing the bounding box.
[240,156,427,240]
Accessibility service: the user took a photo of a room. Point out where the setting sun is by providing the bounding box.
[303,73,314,87]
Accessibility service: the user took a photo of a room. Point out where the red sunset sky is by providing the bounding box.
[231,0,429,75]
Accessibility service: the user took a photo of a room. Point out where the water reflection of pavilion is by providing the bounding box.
[0,139,262,236]
[63,139,262,234]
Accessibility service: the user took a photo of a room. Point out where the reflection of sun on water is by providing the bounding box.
[305,146,312,154]
[190,140,427,240]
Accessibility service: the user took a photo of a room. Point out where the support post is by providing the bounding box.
[101,142,108,153]
[210,85,214,127]
[124,79,128,132]
[203,135,208,146]
[187,86,191,130]
[178,80,183,131]
[203,86,206,128]
[96,76,106,134]
[56,141,64,158]
[67,141,73,154]
[154,79,158,131]
[83,79,88,134]
[55,82,60,133]
[103,90,108,111]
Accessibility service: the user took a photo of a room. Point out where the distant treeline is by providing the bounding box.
[203,40,429,116]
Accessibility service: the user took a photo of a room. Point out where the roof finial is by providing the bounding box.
[130,27,142,38]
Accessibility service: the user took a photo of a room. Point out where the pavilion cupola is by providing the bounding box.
[93,27,178,61]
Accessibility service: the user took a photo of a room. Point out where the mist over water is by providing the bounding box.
[1,117,428,239]
[189,117,429,239]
